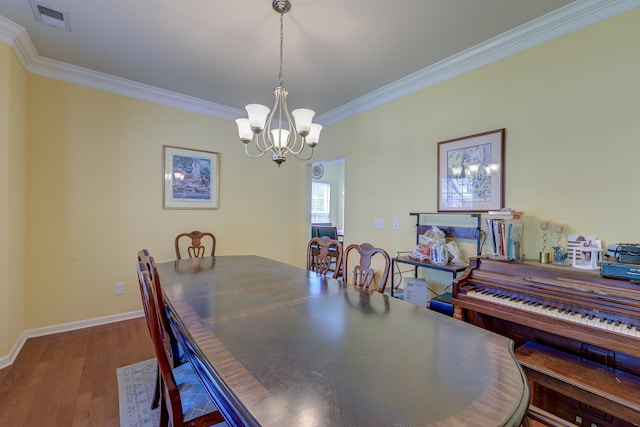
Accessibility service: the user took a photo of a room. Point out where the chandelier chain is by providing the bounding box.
[279,11,284,86]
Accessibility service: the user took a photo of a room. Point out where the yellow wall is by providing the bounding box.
[311,9,640,292]
[0,43,27,355]
[24,77,303,329]
[1,8,639,357]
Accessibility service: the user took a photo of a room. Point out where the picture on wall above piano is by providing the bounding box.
[437,128,505,212]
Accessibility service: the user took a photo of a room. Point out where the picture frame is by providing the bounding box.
[163,145,219,209]
[437,128,505,212]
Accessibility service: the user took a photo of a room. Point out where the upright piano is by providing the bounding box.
[452,257,640,427]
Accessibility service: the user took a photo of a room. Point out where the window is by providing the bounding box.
[311,182,330,223]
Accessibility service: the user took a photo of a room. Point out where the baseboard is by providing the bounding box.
[0,310,144,370]
[0,334,28,371]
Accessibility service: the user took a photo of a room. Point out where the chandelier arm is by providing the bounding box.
[276,89,306,156]
[256,126,275,152]
[262,101,278,152]
[243,141,268,158]
[282,135,305,155]
[291,146,314,161]
[279,91,297,154]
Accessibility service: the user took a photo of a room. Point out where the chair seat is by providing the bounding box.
[173,361,220,423]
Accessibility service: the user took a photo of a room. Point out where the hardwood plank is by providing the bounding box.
[0,317,154,426]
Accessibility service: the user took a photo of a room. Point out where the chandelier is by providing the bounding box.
[235,0,322,166]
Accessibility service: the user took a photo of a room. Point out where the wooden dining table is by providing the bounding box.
[156,255,529,427]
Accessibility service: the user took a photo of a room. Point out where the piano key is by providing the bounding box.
[464,288,635,337]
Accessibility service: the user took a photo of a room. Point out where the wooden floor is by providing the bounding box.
[0,317,154,426]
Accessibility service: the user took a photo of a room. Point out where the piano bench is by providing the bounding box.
[523,404,574,427]
[515,342,640,424]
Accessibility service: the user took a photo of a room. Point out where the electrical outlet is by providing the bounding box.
[115,282,125,295]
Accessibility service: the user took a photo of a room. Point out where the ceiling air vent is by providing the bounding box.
[30,1,71,31]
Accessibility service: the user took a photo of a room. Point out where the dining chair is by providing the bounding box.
[138,251,185,367]
[343,243,391,293]
[307,236,343,279]
[137,249,154,333]
[137,251,163,409]
[137,249,187,409]
[175,231,216,260]
[312,225,338,240]
[137,263,226,427]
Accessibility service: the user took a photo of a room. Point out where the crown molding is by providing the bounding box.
[26,54,244,120]
[0,15,243,120]
[316,0,640,126]
[0,14,23,45]
[2,0,638,125]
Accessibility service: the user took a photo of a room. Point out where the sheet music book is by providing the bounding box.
[404,278,428,308]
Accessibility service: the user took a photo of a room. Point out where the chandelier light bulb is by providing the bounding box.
[292,108,315,136]
[271,129,290,148]
[245,104,270,132]
[306,124,322,147]
[235,119,253,143]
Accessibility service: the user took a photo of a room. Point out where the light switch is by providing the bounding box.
[374,218,384,229]
[393,218,400,230]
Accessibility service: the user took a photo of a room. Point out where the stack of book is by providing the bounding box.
[486,211,523,260]
[487,210,522,219]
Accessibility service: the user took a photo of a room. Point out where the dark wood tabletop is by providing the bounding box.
[156,255,529,427]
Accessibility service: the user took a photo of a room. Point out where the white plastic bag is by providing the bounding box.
[409,233,434,261]
[446,241,467,267]
[430,227,448,265]
[410,226,449,264]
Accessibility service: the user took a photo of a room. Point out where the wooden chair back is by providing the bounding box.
[343,243,391,293]
[136,255,155,338]
[307,236,343,279]
[137,263,224,427]
[136,250,163,409]
[137,250,182,368]
[174,231,216,260]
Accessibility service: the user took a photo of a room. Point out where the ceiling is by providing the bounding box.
[0,1,633,124]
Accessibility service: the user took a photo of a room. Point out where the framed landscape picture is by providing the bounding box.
[163,146,219,209]
[437,129,505,212]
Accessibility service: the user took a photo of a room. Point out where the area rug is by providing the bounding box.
[117,358,160,427]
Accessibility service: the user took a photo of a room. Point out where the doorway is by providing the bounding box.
[310,158,345,237]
